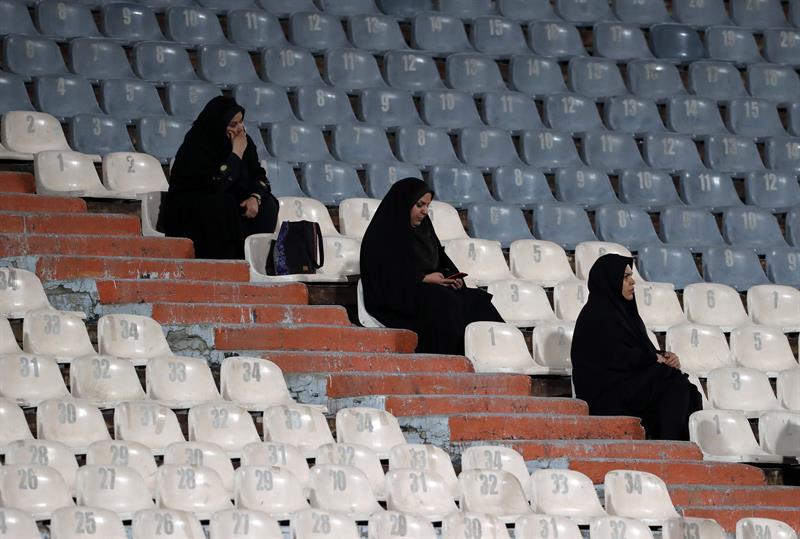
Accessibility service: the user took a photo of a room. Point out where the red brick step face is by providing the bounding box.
[503,440,702,462]
[449,414,645,442]
[261,352,471,374]
[0,172,35,193]
[669,484,800,508]
[1,234,194,258]
[0,213,141,236]
[566,458,766,486]
[153,303,351,326]
[383,395,587,416]
[36,256,251,282]
[326,373,532,398]
[681,506,800,533]
[95,279,308,306]
[0,193,86,213]
[215,325,417,353]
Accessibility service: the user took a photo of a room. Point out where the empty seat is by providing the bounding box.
[383,50,445,93]
[529,21,587,59]
[297,85,357,127]
[241,441,310,487]
[544,94,603,133]
[678,171,742,213]
[491,166,554,209]
[428,199,470,240]
[86,440,158,494]
[604,96,666,135]
[446,52,507,94]
[227,9,285,50]
[268,122,332,163]
[102,151,168,195]
[521,129,583,169]
[532,203,597,250]
[666,96,727,137]
[0,397,33,450]
[332,123,395,164]
[706,26,763,65]
[0,353,69,407]
[482,91,541,132]
[728,98,785,138]
[471,16,527,55]
[70,354,146,408]
[690,409,779,463]
[421,90,482,131]
[736,518,799,539]
[763,29,800,66]
[335,407,405,458]
[396,126,459,167]
[554,167,617,209]
[458,127,522,168]
[594,22,652,61]
[0,464,73,519]
[234,466,309,518]
[96,314,171,365]
[759,410,800,457]
[0,71,34,114]
[604,470,679,524]
[210,508,282,539]
[288,11,348,51]
[411,14,471,54]
[567,57,627,99]
[443,238,512,286]
[438,0,495,18]
[636,282,688,332]
[69,38,135,82]
[553,280,589,321]
[135,116,192,163]
[316,442,385,499]
[385,469,457,521]
[51,506,127,539]
[613,0,670,24]
[36,0,100,39]
[708,366,782,416]
[368,511,437,539]
[626,59,687,101]
[220,355,295,410]
[389,444,459,499]
[5,439,77,492]
[133,42,197,84]
[731,324,798,374]
[114,401,186,453]
[663,518,728,539]
[262,404,334,457]
[300,161,367,205]
[659,206,725,252]
[591,517,656,539]
[688,61,747,101]
[583,132,647,172]
[617,169,681,211]
[165,6,226,45]
[37,399,111,451]
[745,172,800,213]
[595,205,659,251]
[555,0,614,23]
[76,465,154,518]
[0,266,66,319]
[156,464,231,517]
[665,323,733,376]
[516,514,583,539]
[702,247,769,291]
[457,471,530,523]
[0,0,37,36]
[747,284,800,332]
[0,317,21,354]
[460,446,528,502]
[2,34,67,80]
[358,88,420,128]
[765,249,800,292]
[723,206,787,254]
[188,402,259,454]
[69,114,134,155]
[146,355,220,408]
[766,136,800,172]
[683,282,749,329]
[23,307,96,362]
[307,464,381,519]
[291,508,360,539]
[637,244,703,289]
[464,321,540,374]
[34,149,114,196]
[731,0,787,27]
[672,0,729,25]
[166,81,222,119]
[509,54,568,96]
[275,196,340,237]
[261,46,322,87]
[644,133,706,173]
[338,198,379,240]
[325,48,385,92]
[529,468,606,524]
[197,44,258,86]
[486,280,556,327]
[747,64,800,105]
[348,13,407,52]
[132,509,205,539]
[101,2,164,42]
[531,321,576,372]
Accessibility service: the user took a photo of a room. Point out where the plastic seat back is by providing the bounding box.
[662,518,727,539]
[531,321,575,372]
[659,206,725,252]
[113,401,185,452]
[307,464,381,519]
[23,307,95,361]
[188,401,259,454]
[486,280,556,328]
[618,169,681,212]
[339,198,380,239]
[227,9,285,50]
[464,321,538,374]
[428,165,493,209]
[688,61,746,101]
[385,469,457,521]
[614,0,670,25]
[595,205,659,250]
[482,91,542,133]
[325,48,385,92]
[0,464,73,519]
[291,508,360,539]
[759,411,800,458]
[165,81,222,119]
[636,282,687,331]
[467,203,533,247]
[0,353,69,406]
[544,94,603,133]
[198,44,258,86]
[745,171,800,213]
[34,149,109,196]
[76,464,155,518]
[731,325,797,374]
[529,21,587,59]
[516,514,583,539]
[574,241,632,280]
[288,11,348,51]
[0,317,21,354]
[263,160,304,198]
[509,55,567,97]
[683,282,749,329]
[210,508,282,539]
[86,440,157,494]
[706,366,781,415]
[723,207,786,254]
[70,38,135,82]
[165,6,226,45]
[446,52,507,93]
[335,407,405,458]
[383,51,444,94]
[522,130,583,170]
[156,464,232,517]
[316,442,385,500]
[5,440,77,493]
[262,46,322,87]
[36,399,111,451]
[555,0,614,23]
[396,126,459,167]
[593,22,652,61]
[626,59,686,100]
[368,511,437,539]
[665,323,733,376]
[2,34,67,80]
[388,444,458,499]
[300,161,366,206]
[673,0,729,25]
[689,409,775,462]
[605,96,666,135]
[705,134,764,173]
[731,0,787,27]
[102,3,164,42]
[746,285,800,332]
[702,246,769,292]
[242,441,310,487]
[736,518,799,539]
[443,238,512,286]
[359,88,420,128]
[36,0,100,39]
[70,355,146,407]
[263,404,334,457]
[2,111,70,154]
[102,152,168,194]
[604,470,679,524]
[706,26,762,65]
[460,446,529,497]
[427,200,469,240]
[553,280,589,321]
[135,116,192,163]
[666,96,727,137]
[0,398,33,450]
[234,466,309,518]
[411,14,471,54]
[764,27,800,66]
[220,356,295,410]
[728,98,785,138]
[132,509,205,539]
[0,1,37,36]
[458,471,530,522]
[567,57,627,99]
[471,16,527,55]
[421,90,482,131]
[146,356,220,408]
[276,196,339,237]
[348,14,407,52]
[637,244,703,290]
[268,122,331,163]
[748,65,800,105]
[69,114,134,155]
[533,203,596,250]
[0,72,34,114]
[679,171,742,212]
[133,41,197,83]
[554,168,617,210]
[332,124,394,165]
[509,240,574,287]
[529,469,605,524]
[491,166,554,209]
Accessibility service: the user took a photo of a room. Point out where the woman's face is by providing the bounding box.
[621,264,636,301]
[226,111,244,139]
[410,192,432,227]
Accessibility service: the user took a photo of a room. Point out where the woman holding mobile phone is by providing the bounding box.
[360,178,504,355]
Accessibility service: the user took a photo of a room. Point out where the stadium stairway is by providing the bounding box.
[1,169,798,532]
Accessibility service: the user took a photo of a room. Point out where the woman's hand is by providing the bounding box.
[423,272,463,289]
[240,196,259,218]
[657,351,681,370]
[230,129,247,158]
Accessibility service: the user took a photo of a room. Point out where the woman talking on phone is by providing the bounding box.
[360,178,504,355]
[161,96,278,259]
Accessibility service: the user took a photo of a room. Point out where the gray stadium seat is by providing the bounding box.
[347,14,407,52]
[0,71,34,113]
[69,113,135,155]
[722,206,788,253]
[744,171,800,213]
[789,207,800,246]
[0,0,37,36]
[595,204,661,250]
[643,132,705,171]
[467,203,534,247]
[471,17,528,56]
[227,9,286,50]
[672,0,730,26]
[491,165,555,209]
[555,0,615,24]
[429,165,494,208]
[497,0,556,20]
[626,59,687,101]
[763,29,800,67]
[766,247,800,286]
[288,11,348,51]
[688,61,746,101]
[544,94,603,133]
[365,162,423,198]
[261,46,322,88]
[765,136,800,172]
[659,206,726,252]
[34,74,102,121]
[509,55,568,97]
[300,161,367,206]
[2,34,67,80]
[791,1,800,27]
[533,203,597,249]
[704,134,765,173]
[458,127,523,168]
[245,122,271,163]
[36,0,100,39]
[617,169,682,211]
[375,0,432,19]
[528,21,587,59]
[383,50,445,94]
[358,87,420,127]
[613,0,670,25]
[567,57,628,99]
[135,116,192,163]
[396,125,460,166]
[332,124,396,165]
[233,83,295,126]
[706,26,763,65]
[522,129,584,169]
[296,85,357,127]
[582,131,647,171]
[731,0,788,28]
[439,0,495,18]
[133,41,197,84]
[198,44,259,86]
[446,53,507,93]
[604,96,666,135]
[411,14,472,54]
[165,6,227,46]
[727,98,786,138]
[666,96,727,137]
[137,0,198,10]
[482,91,542,132]
[101,3,164,43]
[166,81,222,119]
[264,160,305,198]
[554,167,619,209]
[258,0,317,17]
[678,171,743,212]
[101,79,165,122]
[637,244,703,289]
[268,122,332,164]
[593,22,653,61]
[648,23,706,63]
[197,0,257,9]
[318,0,379,16]
[702,247,770,291]
[746,64,800,105]
[69,38,135,82]
[787,104,800,136]
[324,48,386,91]
[421,90,483,131]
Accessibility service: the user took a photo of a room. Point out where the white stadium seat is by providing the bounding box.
[662,517,726,539]
[388,444,459,499]
[338,197,380,239]
[385,469,458,521]
[368,510,438,539]
[443,238,513,287]
[132,509,204,539]
[574,241,632,280]
[0,317,21,354]
[758,410,800,458]
[36,399,111,451]
[102,152,169,194]
[689,409,782,463]
[683,283,749,331]
[146,355,220,408]
[458,469,531,523]
[531,321,575,375]
[2,111,71,155]
[209,508,282,539]
[706,367,782,417]
[590,516,655,539]
[746,285,800,332]
[263,404,334,458]
[553,280,588,321]
[315,442,386,500]
[357,279,385,328]
[0,465,74,520]
[514,514,583,539]
[0,397,34,452]
[335,407,406,459]
[635,282,687,332]
[461,445,529,500]
[163,441,236,493]
[76,465,154,519]
[604,469,679,524]
[735,518,798,539]
[188,401,260,455]
[4,440,78,494]
[50,506,127,539]
[665,324,734,377]
[245,234,358,283]
[0,353,70,406]
[0,508,44,539]
[242,441,310,489]
[442,512,511,539]
[308,463,382,519]
[428,200,469,241]
[86,440,158,494]
[23,308,96,362]
[777,368,800,411]
[220,356,298,410]
[276,197,341,237]
[70,355,146,407]
[34,150,116,197]
[730,325,798,375]
[0,268,65,319]
[113,401,186,454]
[234,466,310,519]
[96,314,172,366]
[464,321,541,374]
[529,468,606,525]
[510,240,576,287]
[486,280,557,327]
[155,464,232,518]
[291,508,361,539]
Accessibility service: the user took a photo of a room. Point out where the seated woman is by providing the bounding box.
[571,254,702,440]
[161,96,278,259]
[360,178,504,355]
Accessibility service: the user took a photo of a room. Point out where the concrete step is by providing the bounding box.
[0,193,86,213]
[565,457,766,486]
[0,171,35,193]
[448,413,645,442]
[681,506,800,533]
[669,484,800,508]
[95,279,308,306]
[500,439,703,462]
[374,395,587,417]
[215,325,417,353]
[259,352,472,374]
[0,212,141,236]
[1,233,194,259]
[36,256,251,283]
[152,303,351,326]
[325,373,532,398]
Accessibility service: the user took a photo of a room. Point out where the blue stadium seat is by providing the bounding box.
[727,98,786,138]
[788,207,800,246]
[763,29,800,67]
[383,50,445,94]
[69,38,135,83]
[318,0,379,17]
[744,171,800,213]
[509,55,567,97]
[358,87,420,127]
[702,246,770,291]
[688,61,747,101]
[637,243,703,289]
[704,134,765,173]
[791,1,800,27]
[375,0,432,19]
[706,26,763,65]
[467,203,534,247]
[332,124,396,166]
[439,0,495,18]
[34,74,102,121]
[396,125,460,167]
[69,113,135,155]
[567,57,628,99]
[522,129,584,170]
[429,164,494,208]
[678,171,743,212]
[324,48,386,92]
[411,13,472,54]
[643,133,705,171]
[300,161,367,206]
[730,0,787,29]
[421,90,482,131]
[648,23,706,63]
[347,14,407,52]
[268,122,332,164]
[617,169,682,211]
[613,0,670,25]
[482,91,542,132]
[787,103,800,136]
[746,64,800,105]
[264,160,305,198]
[766,247,800,286]
[666,96,727,137]
[0,71,34,113]
[765,136,800,172]
[133,41,197,84]
[672,0,730,26]
[226,9,286,50]
[491,165,555,209]
[458,127,523,168]
[595,204,661,250]
[101,79,165,122]
[470,17,528,55]
[659,206,725,252]
[135,116,192,163]
[165,6,227,46]
[604,96,666,135]
[233,83,294,126]
[554,167,619,209]
[2,34,67,80]
[198,44,259,86]
[582,131,647,171]
[258,0,317,16]
[288,11,348,52]
[0,0,37,36]
[446,53,507,93]
[722,206,788,253]
[528,21,587,59]
[261,46,322,88]
[296,85,357,127]
[544,94,603,133]
[593,22,653,61]
[137,0,198,10]
[497,0,556,20]
[555,0,615,24]
[365,162,423,198]
[101,3,164,43]
[626,59,687,101]
[532,203,597,250]
[36,0,100,39]
[165,81,222,119]
[197,0,257,9]
[245,122,271,163]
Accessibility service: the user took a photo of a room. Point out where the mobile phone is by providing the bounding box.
[446,271,468,280]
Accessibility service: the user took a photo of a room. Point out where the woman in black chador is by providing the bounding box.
[360,178,504,355]
[571,254,702,440]
[162,96,278,259]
